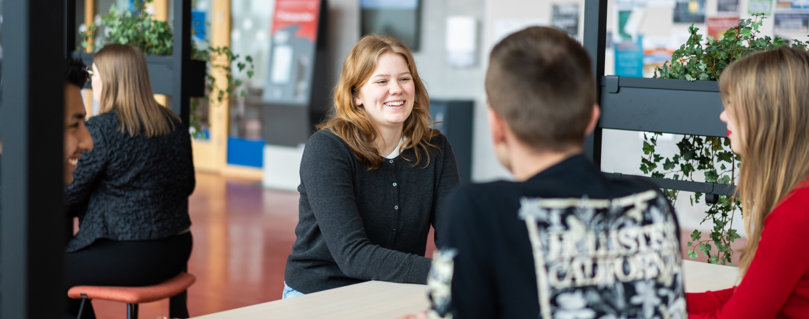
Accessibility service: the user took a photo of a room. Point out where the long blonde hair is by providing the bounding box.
[719,46,809,276]
[94,44,179,137]
[319,34,436,170]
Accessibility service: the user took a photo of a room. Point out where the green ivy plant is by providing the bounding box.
[655,14,807,81]
[644,14,808,264]
[640,132,742,264]
[79,0,255,137]
[188,45,255,139]
[80,0,173,55]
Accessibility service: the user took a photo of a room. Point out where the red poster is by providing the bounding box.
[264,0,323,105]
[271,0,321,42]
[706,15,740,39]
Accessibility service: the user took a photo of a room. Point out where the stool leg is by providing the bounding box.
[75,295,97,319]
[169,290,189,318]
[77,295,89,319]
[127,303,138,319]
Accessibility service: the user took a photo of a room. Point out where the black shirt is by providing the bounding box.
[428,154,686,319]
[285,129,460,293]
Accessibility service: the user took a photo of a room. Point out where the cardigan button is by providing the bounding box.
[394,205,399,210]
[389,159,394,164]
[392,182,398,187]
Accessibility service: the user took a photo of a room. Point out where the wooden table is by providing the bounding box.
[683,259,739,292]
[193,281,429,319]
[195,260,738,318]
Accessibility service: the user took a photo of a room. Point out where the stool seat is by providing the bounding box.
[68,272,195,304]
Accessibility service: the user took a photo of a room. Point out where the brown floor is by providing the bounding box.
[89,171,744,318]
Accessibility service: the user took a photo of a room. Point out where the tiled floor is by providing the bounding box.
[89,171,744,318]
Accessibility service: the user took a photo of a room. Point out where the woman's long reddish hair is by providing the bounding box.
[319,34,436,170]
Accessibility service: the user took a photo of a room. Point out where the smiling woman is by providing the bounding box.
[325,34,435,170]
[282,34,461,297]
[354,52,417,155]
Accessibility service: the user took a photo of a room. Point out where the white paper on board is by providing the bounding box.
[446,16,477,67]
[271,45,293,84]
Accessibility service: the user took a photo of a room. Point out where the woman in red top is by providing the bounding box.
[686,47,809,318]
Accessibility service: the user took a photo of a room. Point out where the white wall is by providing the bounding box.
[478,0,589,182]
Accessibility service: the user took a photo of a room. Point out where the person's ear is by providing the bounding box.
[354,89,364,107]
[487,101,506,145]
[584,104,601,136]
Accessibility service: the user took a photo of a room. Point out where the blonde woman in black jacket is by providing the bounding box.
[64,44,194,319]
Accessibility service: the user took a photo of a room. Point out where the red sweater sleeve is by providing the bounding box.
[687,188,809,319]
[686,287,735,313]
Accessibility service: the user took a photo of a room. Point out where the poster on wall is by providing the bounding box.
[717,0,740,12]
[673,0,706,23]
[706,15,740,39]
[776,0,809,9]
[616,9,634,40]
[791,0,809,9]
[446,16,477,68]
[552,4,580,39]
[777,0,795,9]
[774,13,809,36]
[748,0,774,16]
[614,36,644,77]
[262,0,321,106]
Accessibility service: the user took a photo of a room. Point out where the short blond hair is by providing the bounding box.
[485,26,595,151]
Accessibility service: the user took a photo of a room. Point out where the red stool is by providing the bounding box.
[67,272,196,319]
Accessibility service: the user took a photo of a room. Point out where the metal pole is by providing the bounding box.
[582,0,608,168]
[171,0,192,124]
[0,0,67,318]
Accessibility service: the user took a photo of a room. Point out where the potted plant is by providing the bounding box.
[640,15,808,264]
[78,0,254,136]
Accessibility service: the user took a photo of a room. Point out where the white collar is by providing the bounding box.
[384,138,406,159]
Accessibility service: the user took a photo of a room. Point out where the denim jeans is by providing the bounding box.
[282,281,305,299]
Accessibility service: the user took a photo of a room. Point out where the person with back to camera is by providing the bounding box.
[686,47,809,318]
[282,34,460,298]
[409,26,687,319]
[64,44,195,319]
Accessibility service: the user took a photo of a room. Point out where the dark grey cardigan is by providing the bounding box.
[285,129,460,293]
[65,110,194,252]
